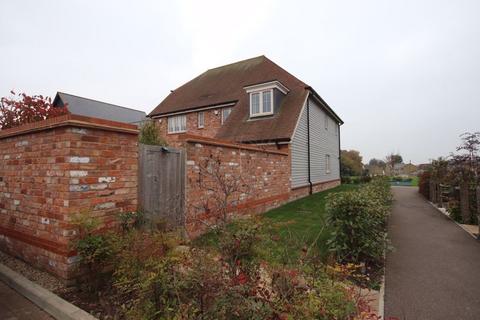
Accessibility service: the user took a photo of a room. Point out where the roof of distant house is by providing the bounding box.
[53,92,146,124]
[149,55,343,143]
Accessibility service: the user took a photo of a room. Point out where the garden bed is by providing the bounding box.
[1,182,391,319]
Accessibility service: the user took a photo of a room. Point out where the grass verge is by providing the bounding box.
[195,184,359,266]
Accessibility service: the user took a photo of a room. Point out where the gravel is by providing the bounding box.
[0,250,67,294]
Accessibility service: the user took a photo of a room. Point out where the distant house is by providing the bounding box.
[403,163,418,175]
[53,92,146,125]
[149,55,344,195]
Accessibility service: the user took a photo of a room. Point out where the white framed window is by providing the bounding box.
[249,89,273,117]
[325,154,331,174]
[167,115,186,133]
[221,107,232,124]
[197,111,204,128]
[324,114,329,130]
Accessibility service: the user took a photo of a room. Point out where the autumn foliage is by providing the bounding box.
[0,91,69,130]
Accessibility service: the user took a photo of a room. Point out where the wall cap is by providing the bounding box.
[0,114,139,139]
[182,134,288,156]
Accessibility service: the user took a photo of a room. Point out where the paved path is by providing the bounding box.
[0,281,52,320]
[385,187,480,320]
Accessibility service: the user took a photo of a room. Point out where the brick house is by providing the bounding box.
[149,56,343,198]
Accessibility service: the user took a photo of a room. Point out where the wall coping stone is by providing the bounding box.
[0,114,139,140]
[182,134,289,156]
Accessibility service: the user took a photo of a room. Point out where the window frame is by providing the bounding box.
[325,154,331,174]
[197,111,205,129]
[249,89,274,118]
[167,115,187,134]
[221,107,232,124]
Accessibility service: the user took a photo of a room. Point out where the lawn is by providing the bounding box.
[389,176,419,186]
[195,184,359,265]
[411,176,419,186]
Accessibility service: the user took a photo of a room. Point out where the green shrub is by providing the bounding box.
[71,211,115,291]
[110,223,377,319]
[448,201,462,223]
[326,179,392,266]
[139,120,166,146]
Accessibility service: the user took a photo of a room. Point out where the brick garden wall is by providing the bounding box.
[0,114,340,278]
[0,115,138,280]
[183,135,291,236]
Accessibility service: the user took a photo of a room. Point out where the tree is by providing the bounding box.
[193,154,253,228]
[448,132,480,224]
[139,120,167,146]
[367,158,386,176]
[0,91,69,129]
[385,153,403,175]
[340,150,363,176]
[368,158,386,168]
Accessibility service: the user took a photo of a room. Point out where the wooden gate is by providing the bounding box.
[138,144,185,229]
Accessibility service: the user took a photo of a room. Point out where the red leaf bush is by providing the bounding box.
[0,91,69,130]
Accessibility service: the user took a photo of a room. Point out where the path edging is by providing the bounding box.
[0,263,97,320]
[428,202,478,240]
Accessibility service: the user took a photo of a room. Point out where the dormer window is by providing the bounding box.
[244,80,289,118]
[250,90,273,117]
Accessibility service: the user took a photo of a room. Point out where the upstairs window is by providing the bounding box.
[250,89,273,117]
[221,107,232,124]
[198,111,205,128]
[168,115,186,133]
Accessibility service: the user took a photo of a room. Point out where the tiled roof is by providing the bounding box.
[54,92,146,125]
[150,56,340,142]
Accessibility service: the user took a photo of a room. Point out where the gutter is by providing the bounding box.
[305,86,344,125]
[306,98,313,195]
[338,123,342,177]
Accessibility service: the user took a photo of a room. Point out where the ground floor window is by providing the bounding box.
[168,115,186,133]
[325,154,331,173]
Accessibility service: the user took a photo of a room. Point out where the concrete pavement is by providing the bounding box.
[385,187,480,320]
[0,280,52,320]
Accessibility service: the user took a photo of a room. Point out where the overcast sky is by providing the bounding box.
[1,0,479,164]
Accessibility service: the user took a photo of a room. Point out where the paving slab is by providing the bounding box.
[0,280,53,320]
[385,187,480,320]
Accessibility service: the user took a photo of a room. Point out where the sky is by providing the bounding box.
[1,0,479,164]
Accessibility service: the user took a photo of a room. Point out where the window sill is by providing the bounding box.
[247,114,275,122]
[167,131,187,135]
[250,112,273,118]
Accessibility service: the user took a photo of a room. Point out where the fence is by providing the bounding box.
[422,175,479,226]
[138,144,185,229]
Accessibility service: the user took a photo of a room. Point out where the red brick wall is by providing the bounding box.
[183,136,290,236]
[156,108,225,147]
[0,115,138,280]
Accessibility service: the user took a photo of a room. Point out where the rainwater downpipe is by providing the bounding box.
[306,98,313,195]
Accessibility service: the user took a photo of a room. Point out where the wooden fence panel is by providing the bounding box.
[138,144,185,229]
